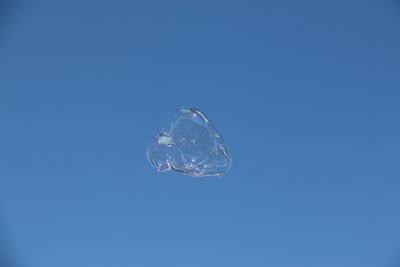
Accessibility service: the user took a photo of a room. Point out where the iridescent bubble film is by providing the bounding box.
[147,107,232,177]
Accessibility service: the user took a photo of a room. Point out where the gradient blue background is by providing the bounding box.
[1,0,400,266]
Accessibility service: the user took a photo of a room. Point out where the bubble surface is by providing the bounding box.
[147,107,232,177]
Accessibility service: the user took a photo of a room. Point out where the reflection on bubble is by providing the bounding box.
[147,107,232,177]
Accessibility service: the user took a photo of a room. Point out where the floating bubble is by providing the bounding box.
[147,107,232,177]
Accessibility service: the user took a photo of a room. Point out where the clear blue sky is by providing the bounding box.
[0,0,400,266]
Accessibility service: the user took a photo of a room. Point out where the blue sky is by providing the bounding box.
[0,0,400,266]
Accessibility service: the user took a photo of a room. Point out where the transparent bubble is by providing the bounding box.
[147,107,232,177]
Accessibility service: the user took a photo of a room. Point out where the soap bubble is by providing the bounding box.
[147,107,232,177]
